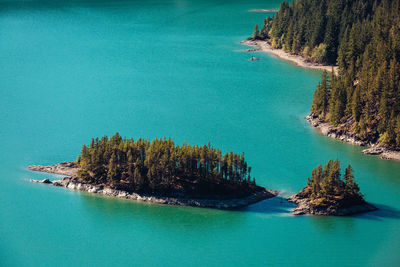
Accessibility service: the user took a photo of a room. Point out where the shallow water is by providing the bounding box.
[1,0,400,266]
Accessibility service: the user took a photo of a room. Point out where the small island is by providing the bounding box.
[28,133,277,208]
[288,159,376,216]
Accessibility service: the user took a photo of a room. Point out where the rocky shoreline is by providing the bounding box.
[287,193,377,216]
[28,163,278,209]
[28,162,80,176]
[241,39,399,162]
[306,113,400,162]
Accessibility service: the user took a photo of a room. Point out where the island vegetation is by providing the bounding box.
[288,159,376,215]
[251,0,400,151]
[76,133,258,198]
[29,133,278,208]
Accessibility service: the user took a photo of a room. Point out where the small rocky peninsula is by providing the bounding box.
[28,163,277,208]
[28,134,278,209]
[288,159,376,216]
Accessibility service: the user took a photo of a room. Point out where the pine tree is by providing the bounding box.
[344,165,360,195]
[305,160,364,205]
[107,152,118,184]
[258,0,400,148]
[76,133,257,195]
[311,71,330,116]
[252,24,259,40]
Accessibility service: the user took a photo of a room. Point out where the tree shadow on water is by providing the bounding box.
[237,196,295,215]
[356,203,400,221]
[237,198,400,220]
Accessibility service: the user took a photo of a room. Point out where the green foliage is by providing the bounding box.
[311,71,330,116]
[252,24,260,39]
[76,133,256,195]
[302,46,311,59]
[257,0,400,148]
[253,0,400,149]
[306,159,363,204]
[344,165,360,195]
[311,43,327,63]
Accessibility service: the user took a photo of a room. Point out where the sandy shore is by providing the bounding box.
[241,39,338,75]
[248,9,278,13]
[28,163,278,209]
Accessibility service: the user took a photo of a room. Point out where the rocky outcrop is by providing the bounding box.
[28,162,80,177]
[306,113,400,162]
[30,178,52,184]
[362,146,400,161]
[287,193,377,216]
[28,164,278,209]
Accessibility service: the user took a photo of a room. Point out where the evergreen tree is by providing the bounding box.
[252,24,259,40]
[76,134,257,196]
[107,152,118,184]
[254,0,400,149]
[306,160,363,205]
[344,165,360,195]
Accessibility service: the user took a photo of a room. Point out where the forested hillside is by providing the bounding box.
[76,133,257,197]
[253,0,400,149]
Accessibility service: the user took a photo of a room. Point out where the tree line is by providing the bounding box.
[252,0,400,149]
[306,159,362,204]
[76,133,256,196]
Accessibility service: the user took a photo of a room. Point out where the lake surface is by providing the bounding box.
[1,0,400,266]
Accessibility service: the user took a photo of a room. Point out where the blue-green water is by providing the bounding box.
[1,0,400,266]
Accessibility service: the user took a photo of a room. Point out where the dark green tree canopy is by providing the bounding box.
[304,159,364,207]
[254,0,400,149]
[76,133,257,197]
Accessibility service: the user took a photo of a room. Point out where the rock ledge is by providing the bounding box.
[287,194,377,216]
[28,163,278,209]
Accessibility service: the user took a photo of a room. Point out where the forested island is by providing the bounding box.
[248,0,400,160]
[288,159,376,215]
[28,133,277,208]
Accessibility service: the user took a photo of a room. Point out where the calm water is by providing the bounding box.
[1,0,400,266]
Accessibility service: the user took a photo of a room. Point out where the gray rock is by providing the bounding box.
[287,193,377,216]
[29,176,277,209]
[28,163,279,209]
[30,178,52,184]
[362,146,385,155]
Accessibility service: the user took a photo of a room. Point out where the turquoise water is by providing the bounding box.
[1,0,400,266]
